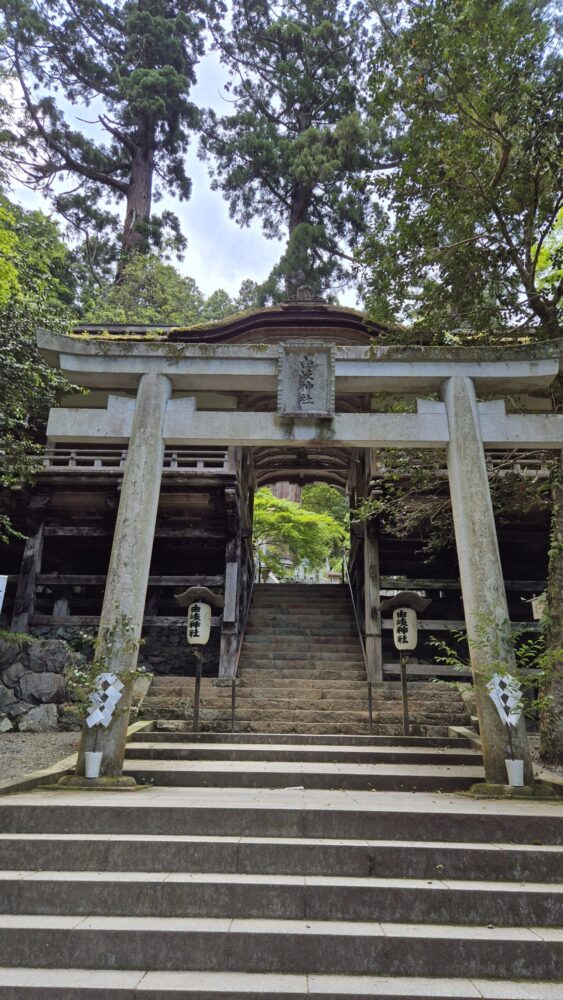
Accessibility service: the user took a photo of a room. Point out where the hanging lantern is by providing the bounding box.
[380,590,431,654]
[174,586,225,647]
[186,601,212,646]
[392,606,418,651]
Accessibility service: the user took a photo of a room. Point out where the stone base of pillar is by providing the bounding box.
[57,775,137,789]
[469,781,558,798]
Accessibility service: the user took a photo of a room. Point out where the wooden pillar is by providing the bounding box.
[11,524,44,634]
[364,522,383,682]
[219,532,242,679]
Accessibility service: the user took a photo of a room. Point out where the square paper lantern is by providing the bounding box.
[187,601,211,645]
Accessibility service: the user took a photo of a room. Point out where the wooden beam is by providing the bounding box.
[219,530,243,676]
[383,662,538,679]
[364,524,383,683]
[381,577,547,592]
[223,562,239,623]
[30,614,221,628]
[43,526,225,539]
[37,574,224,587]
[11,525,44,633]
[381,619,541,632]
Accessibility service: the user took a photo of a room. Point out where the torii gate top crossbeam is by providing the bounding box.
[39,331,563,450]
[38,330,561,394]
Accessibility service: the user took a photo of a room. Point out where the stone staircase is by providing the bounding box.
[0,730,562,998]
[142,584,470,736]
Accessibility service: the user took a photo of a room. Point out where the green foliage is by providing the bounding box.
[202,0,386,299]
[2,0,223,263]
[535,207,563,293]
[253,487,345,579]
[360,0,562,337]
[429,614,561,720]
[82,252,259,325]
[0,194,74,541]
[301,483,349,528]
[355,448,553,558]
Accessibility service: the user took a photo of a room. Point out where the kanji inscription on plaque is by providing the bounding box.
[277,342,335,418]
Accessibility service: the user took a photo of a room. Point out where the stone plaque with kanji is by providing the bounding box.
[277,342,335,418]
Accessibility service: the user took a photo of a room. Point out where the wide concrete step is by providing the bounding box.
[3,871,561,925]
[3,833,562,881]
[0,915,561,978]
[122,758,484,791]
[3,792,562,843]
[132,732,473,747]
[2,968,562,1000]
[125,742,483,766]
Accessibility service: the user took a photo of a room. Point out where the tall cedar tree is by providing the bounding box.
[360,0,562,338]
[2,0,222,273]
[202,0,391,300]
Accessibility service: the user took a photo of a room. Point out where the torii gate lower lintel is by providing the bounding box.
[38,330,563,785]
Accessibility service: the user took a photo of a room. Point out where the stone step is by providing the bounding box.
[146,718,453,737]
[0,915,560,978]
[238,677,370,690]
[3,786,562,841]
[1,968,562,1000]
[243,630,359,639]
[201,697,372,711]
[2,871,559,925]
[131,732,473,747]
[122,758,484,791]
[245,617,356,626]
[124,743,483,766]
[239,663,367,674]
[221,707,467,723]
[2,833,562,881]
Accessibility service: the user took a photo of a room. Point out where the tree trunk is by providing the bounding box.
[285,181,314,299]
[540,453,563,764]
[525,286,561,340]
[117,145,154,278]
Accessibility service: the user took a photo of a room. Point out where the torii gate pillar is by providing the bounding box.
[71,372,172,782]
[442,376,533,784]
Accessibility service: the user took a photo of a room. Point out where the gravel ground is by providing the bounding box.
[528,734,563,782]
[0,732,81,783]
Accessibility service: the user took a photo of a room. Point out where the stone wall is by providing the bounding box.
[0,632,84,732]
[29,624,221,677]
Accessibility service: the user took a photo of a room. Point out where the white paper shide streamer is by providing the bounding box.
[486,673,524,728]
[85,672,124,728]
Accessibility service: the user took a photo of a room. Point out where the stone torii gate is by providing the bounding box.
[37,329,563,785]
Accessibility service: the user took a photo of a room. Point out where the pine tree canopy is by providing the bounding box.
[2,0,224,266]
[201,0,394,301]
